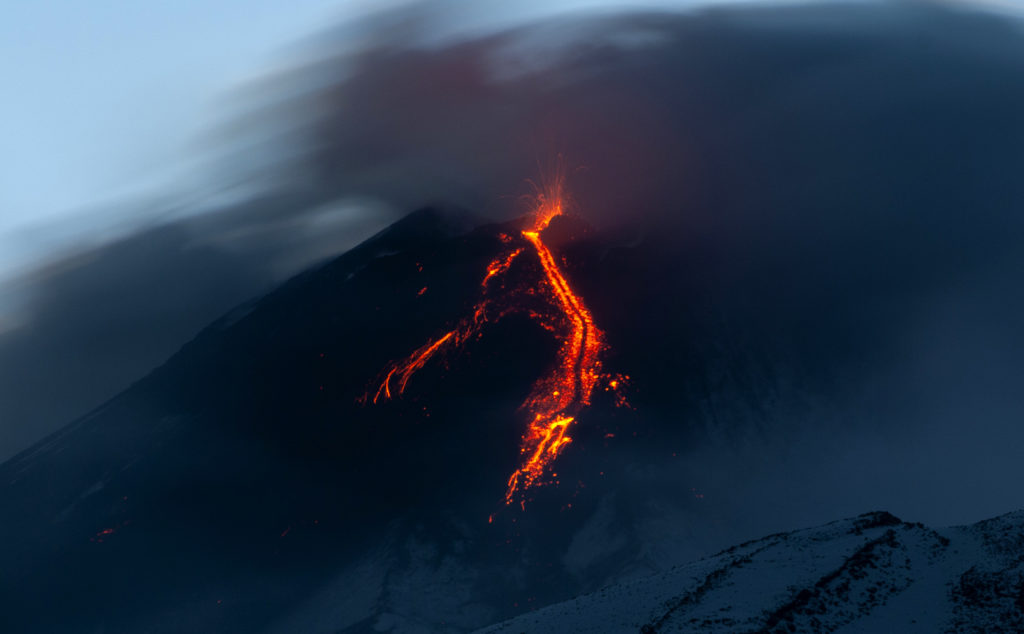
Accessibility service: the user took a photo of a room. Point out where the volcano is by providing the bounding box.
[1,200,1018,633]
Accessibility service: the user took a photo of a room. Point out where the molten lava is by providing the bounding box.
[363,175,617,507]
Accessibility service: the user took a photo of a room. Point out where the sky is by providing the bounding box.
[0,0,1017,284]
[0,0,378,280]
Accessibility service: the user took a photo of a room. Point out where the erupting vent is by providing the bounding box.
[362,173,625,508]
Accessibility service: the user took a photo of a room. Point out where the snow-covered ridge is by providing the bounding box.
[476,510,1024,633]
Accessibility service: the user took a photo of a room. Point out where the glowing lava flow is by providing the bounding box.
[364,179,615,507]
[506,204,605,504]
[370,332,455,404]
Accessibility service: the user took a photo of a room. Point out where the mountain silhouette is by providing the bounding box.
[2,206,789,633]
[4,200,996,632]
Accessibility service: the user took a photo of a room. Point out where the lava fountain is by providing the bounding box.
[362,173,622,508]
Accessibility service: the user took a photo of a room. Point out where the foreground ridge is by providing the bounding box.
[476,509,1024,633]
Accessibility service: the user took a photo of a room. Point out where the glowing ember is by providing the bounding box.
[363,172,619,507]
[369,331,456,404]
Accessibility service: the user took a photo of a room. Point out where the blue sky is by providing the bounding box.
[0,1,375,271]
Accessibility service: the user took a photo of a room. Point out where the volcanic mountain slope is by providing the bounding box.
[477,510,1024,633]
[0,207,800,633]
[9,201,1013,633]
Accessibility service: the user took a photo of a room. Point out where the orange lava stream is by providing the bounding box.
[370,331,456,404]
[482,248,524,287]
[506,217,604,504]
[363,179,611,507]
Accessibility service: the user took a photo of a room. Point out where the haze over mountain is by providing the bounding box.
[2,2,1024,632]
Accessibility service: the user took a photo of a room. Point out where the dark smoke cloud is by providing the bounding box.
[3,0,1024,529]
[236,2,1024,233]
